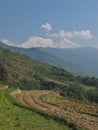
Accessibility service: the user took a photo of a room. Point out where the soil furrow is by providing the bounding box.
[14,90,98,130]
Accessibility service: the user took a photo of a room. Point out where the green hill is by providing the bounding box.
[0,47,98,103]
[0,47,74,89]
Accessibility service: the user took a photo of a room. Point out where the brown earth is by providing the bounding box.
[13,90,98,130]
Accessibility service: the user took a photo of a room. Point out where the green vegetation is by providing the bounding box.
[77,76,98,87]
[0,47,98,103]
[0,88,72,130]
[0,47,74,88]
[59,83,98,103]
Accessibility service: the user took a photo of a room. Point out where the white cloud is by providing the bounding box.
[73,30,93,39]
[49,30,93,39]
[58,38,81,48]
[21,36,81,49]
[59,30,73,39]
[2,36,81,49]
[21,36,56,48]
[40,22,52,32]
[48,33,58,38]
[1,39,18,47]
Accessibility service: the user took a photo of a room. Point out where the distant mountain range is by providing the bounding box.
[0,41,98,76]
[41,47,98,76]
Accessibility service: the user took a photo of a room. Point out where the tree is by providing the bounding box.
[0,63,8,81]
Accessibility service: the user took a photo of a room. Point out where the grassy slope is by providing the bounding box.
[0,88,71,130]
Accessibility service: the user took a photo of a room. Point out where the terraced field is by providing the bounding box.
[14,90,98,130]
[0,88,72,130]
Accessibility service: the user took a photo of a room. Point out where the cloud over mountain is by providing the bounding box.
[58,38,81,48]
[20,36,80,49]
[1,39,18,47]
[1,36,81,49]
[21,37,55,48]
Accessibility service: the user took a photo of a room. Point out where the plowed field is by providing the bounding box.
[14,90,98,130]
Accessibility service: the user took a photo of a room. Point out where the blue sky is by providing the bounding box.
[0,0,98,48]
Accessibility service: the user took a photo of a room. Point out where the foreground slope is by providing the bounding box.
[0,87,70,130]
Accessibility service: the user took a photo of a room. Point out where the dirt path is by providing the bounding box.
[15,90,98,130]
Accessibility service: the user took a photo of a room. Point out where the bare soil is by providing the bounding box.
[14,90,98,130]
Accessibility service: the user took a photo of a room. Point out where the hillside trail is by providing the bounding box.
[15,90,98,130]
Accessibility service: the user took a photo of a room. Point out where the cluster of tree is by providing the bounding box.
[60,83,98,103]
[77,76,98,88]
[40,80,98,103]
[0,63,8,81]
